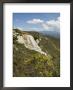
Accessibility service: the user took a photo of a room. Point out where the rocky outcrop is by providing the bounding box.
[15,32,47,55]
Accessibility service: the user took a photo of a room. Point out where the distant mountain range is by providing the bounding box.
[38,31,60,39]
[15,28,60,39]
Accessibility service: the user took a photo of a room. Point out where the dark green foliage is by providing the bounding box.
[13,29,60,77]
[24,31,40,40]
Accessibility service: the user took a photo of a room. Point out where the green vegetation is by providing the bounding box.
[13,29,60,77]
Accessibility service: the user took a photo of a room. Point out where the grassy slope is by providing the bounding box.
[13,29,60,77]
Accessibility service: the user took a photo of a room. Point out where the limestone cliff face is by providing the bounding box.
[15,32,47,55]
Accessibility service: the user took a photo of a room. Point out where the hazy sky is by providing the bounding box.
[13,13,60,32]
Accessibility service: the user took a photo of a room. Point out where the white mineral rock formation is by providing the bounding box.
[17,34,47,55]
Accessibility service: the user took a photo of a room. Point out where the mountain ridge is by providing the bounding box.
[13,29,60,77]
[13,29,47,55]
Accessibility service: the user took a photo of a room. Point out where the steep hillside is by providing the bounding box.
[13,29,60,77]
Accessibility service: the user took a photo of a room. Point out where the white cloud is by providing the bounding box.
[27,19,44,24]
[46,17,60,29]
[26,17,60,31]
[41,23,50,30]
